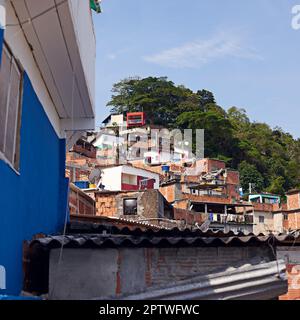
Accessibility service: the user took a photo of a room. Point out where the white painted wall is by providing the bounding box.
[100,166,122,191]
[253,211,274,235]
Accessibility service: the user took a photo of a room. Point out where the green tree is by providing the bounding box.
[107,77,190,126]
[238,161,264,193]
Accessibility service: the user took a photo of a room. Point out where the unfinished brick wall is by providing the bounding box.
[287,192,300,210]
[143,247,272,289]
[174,208,206,226]
[182,193,230,204]
[173,200,189,210]
[69,184,95,216]
[95,193,118,217]
[285,212,300,231]
[252,203,275,213]
[226,170,239,185]
[72,144,96,159]
[159,184,177,203]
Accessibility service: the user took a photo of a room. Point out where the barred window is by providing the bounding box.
[0,44,23,171]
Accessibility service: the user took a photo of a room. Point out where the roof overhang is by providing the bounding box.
[10,0,96,136]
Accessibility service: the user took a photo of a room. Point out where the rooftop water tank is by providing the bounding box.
[162,165,170,173]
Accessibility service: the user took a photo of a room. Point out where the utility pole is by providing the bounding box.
[249,183,255,194]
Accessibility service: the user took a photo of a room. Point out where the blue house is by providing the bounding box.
[0,1,96,296]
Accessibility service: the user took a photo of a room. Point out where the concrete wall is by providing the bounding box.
[273,213,284,234]
[253,211,274,235]
[49,246,274,300]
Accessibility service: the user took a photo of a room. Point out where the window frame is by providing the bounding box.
[0,42,23,173]
[123,198,138,216]
[259,216,265,224]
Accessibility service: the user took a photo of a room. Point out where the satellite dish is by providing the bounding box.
[89,168,102,185]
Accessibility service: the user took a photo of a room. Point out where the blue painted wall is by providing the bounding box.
[0,72,68,295]
[0,27,3,62]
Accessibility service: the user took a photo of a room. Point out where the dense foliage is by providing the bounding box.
[107,77,300,194]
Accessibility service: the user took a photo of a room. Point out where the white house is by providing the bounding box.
[99,165,160,191]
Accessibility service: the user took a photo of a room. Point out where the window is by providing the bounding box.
[259,216,265,224]
[0,44,23,171]
[122,173,137,185]
[284,214,288,221]
[123,198,137,215]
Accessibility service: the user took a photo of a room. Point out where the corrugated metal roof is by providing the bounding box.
[28,219,300,249]
[30,230,300,250]
[70,215,169,230]
[108,260,287,301]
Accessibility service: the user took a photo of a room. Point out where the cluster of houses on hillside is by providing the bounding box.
[66,111,300,237]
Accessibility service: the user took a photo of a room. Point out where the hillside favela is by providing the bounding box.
[1,0,300,305]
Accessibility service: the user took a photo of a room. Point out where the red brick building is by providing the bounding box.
[283,190,300,232]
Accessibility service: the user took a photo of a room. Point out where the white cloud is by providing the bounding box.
[143,32,263,68]
[106,53,117,60]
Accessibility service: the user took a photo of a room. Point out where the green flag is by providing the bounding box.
[90,0,101,13]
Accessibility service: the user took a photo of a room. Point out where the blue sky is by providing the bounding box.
[93,0,300,138]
